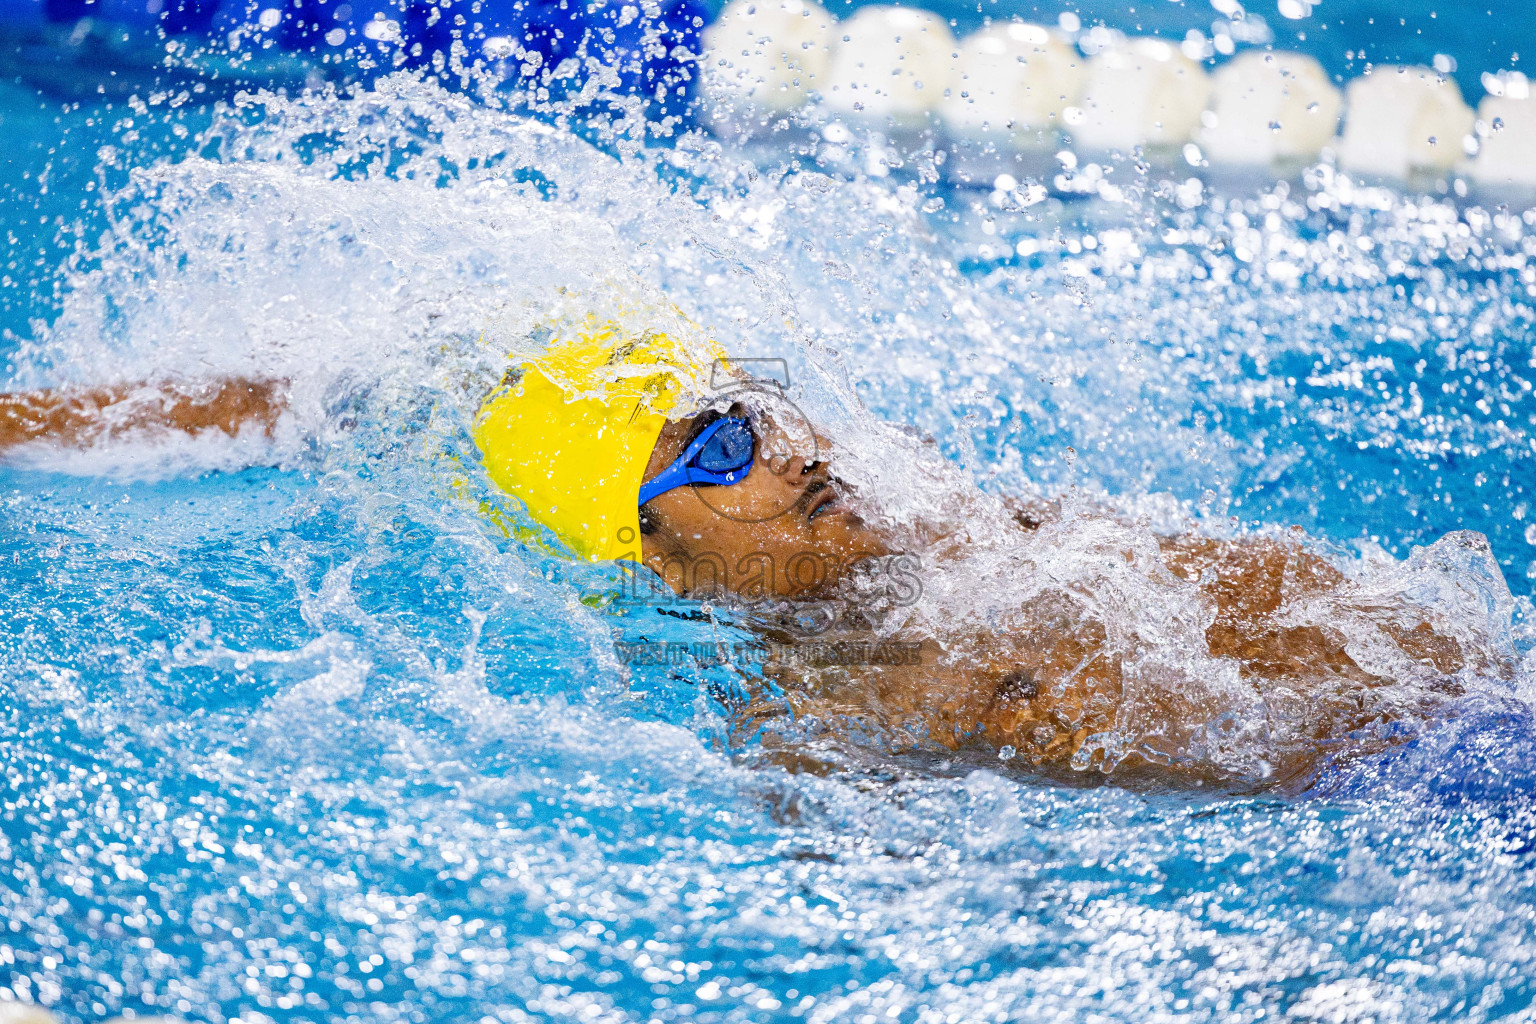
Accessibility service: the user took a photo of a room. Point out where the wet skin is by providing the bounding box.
[636,403,894,602]
[0,378,285,449]
[0,377,1488,787]
[634,405,1483,787]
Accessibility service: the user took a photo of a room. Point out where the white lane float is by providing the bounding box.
[823,5,957,126]
[938,20,1085,149]
[1199,50,1342,165]
[699,0,835,134]
[0,1005,59,1024]
[1336,65,1476,178]
[694,6,1536,199]
[1069,36,1211,151]
[1469,72,1536,187]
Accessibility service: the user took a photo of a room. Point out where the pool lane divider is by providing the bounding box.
[0,1006,173,1024]
[0,1005,59,1024]
[700,0,1536,189]
[0,0,1532,191]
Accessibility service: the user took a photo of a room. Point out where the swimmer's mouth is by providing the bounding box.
[806,483,841,522]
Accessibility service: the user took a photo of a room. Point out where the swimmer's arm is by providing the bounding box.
[1157,533,1472,676]
[0,377,288,451]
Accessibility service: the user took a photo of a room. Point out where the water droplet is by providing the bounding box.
[1269,120,1283,133]
[998,745,1016,761]
[1525,523,1536,545]
[1064,446,1077,466]
[1493,117,1506,132]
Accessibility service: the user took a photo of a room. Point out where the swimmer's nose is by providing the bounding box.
[780,453,824,483]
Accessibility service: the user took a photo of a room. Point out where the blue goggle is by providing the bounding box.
[638,416,755,507]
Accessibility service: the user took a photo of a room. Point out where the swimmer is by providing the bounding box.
[0,322,1502,788]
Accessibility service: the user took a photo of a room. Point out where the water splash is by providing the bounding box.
[3,71,1536,1022]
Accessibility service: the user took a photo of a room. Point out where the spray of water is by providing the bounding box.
[8,71,1535,795]
[9,48,1536,1020]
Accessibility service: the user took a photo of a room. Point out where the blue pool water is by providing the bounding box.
[4,5,1536,1024]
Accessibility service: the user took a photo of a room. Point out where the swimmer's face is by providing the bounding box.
[638,402,890,601]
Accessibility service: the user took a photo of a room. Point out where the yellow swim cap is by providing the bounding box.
[473,316,723,563]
